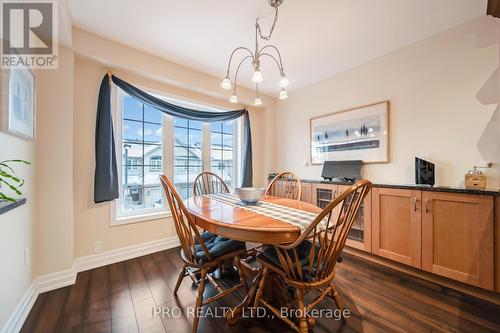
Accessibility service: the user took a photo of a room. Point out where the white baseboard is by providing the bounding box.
[1,284,37,333]
[74,236,180,272]
[1,236,180,333]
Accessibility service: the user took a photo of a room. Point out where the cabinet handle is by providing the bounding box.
[425,198,430,213]
[413,197,417,212]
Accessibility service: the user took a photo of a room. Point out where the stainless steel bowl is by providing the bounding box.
[234,187,265,204]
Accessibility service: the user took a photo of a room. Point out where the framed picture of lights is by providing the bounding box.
[310,101,389,164]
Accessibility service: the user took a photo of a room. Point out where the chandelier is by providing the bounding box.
[220,0,289,106]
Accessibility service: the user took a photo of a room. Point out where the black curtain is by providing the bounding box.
[94,74,253,203]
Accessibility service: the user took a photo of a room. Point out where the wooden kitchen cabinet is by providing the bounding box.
[422,192,494,290]
[312,183,372,252]
[301,182,313,204]
[372,187,422,268]
[294,179,498,292]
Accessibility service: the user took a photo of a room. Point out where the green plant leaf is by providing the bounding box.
[1,159,30,165]
[0,192,16,203]
[0,178,22,195]
[0,171,22,183]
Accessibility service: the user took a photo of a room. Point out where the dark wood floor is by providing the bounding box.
[21,248,500,333]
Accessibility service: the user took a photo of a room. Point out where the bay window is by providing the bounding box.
[112,88,240,225]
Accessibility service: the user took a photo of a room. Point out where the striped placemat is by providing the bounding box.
[204,193,328,231]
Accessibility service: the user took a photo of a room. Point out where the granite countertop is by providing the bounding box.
[301,179,500,196]
[0,198,27,215]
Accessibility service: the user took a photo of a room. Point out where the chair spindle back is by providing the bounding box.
[273,179,372,284]
[265,171,302,200]
[160,175,211,265]
[193,171,230,196]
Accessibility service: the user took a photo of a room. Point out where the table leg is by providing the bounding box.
[226,271,262,324]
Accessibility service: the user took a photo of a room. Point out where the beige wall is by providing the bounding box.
[276,16,500,188]
[73,35,276,257]
[34,46,75,276]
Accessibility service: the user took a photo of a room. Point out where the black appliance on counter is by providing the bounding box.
[415,157,435,187]
[321,160,363,183]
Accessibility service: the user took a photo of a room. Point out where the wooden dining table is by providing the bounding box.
[184,194,322,323]
[184,194,322,244]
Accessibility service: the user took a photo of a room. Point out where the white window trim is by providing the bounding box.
[110,85,242,226]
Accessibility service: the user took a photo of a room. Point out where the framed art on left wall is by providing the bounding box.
[0,64,36,140]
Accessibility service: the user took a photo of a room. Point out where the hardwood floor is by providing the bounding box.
[21,248,500,333]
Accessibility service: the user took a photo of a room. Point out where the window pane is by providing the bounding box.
[222,134,233,149]
[173,165,187,184]
[123,119,142,143]
[144,122,162,144]
[144,165,162,185]
[119,93,165,217]
[210,120,234,190]
[122,143,143,166]
[223,121,233,134]
[190,129,202,147]
[144,187,163,209]
[189,147,203,161]
[174,117,187,127]
[123,96,142,121]
[121,186,144,212]
[121,186,163,212]
[189,121,202,130]
[144,105,162,124]
[211,122,222,133]
[122,165,143,186]
[173,118,203,200]
[174,146,188,159]
[144,145,162,185]
[211,132,222,149]
[174,126,188,145]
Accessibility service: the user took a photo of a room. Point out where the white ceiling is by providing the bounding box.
[67,0,487,96]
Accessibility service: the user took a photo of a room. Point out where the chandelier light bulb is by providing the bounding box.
[279,88,288,100]
[221,77,232,90]
[252,70,263,83]
[254,97,263,106]
[279,74,290,88]
[229,94,238,104]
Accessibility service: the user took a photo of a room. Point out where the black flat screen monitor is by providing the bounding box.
[415,157,435,187]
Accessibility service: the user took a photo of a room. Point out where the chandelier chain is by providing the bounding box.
[256,7,279,41]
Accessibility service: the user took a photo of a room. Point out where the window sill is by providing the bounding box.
[111,210,172,227]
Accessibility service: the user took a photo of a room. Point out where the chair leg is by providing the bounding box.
[192,268,207,333]
[295,288,309,333]
[174,264,186,295]
[253,267,269,307]
[234,256,248,293]
[330,282,346,317]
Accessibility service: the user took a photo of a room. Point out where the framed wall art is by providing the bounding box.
[0,64,36,140]
[310,101,389,164]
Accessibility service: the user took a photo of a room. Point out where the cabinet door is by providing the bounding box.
[312,184,338,209]
[422,192,494,290]
[372,188,422,268]
[301,183,312,204]
[338,185,372,253]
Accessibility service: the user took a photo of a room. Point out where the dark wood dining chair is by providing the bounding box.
[193,171,230,196]
[160,175,248,333]
[265,171,302,200]
[254,179,372,332]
